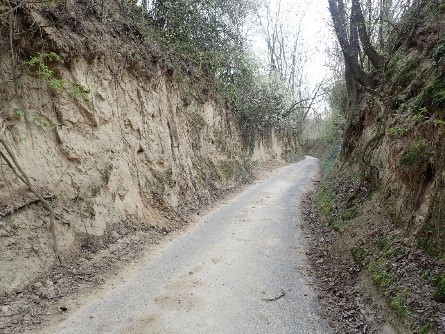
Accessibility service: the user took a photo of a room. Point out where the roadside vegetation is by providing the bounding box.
[308,0,445,332]
[111,0,322,150]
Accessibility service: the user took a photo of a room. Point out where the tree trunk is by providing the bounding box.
[351,0,383,69]
[328,0,378,88]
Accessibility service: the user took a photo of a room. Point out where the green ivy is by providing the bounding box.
[25,51,91,103]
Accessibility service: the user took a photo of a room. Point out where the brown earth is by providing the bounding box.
[301,170,445,333]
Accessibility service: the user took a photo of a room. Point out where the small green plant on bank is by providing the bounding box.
[418,77,445,109]
[390,294,409,317]
[32,113,54,129]
[26,52,60,78]
[400,139,430,166]
[315,179,336,219]
[394,55,420,88]
[386,48,404,79]
[314,145,340,220]
[218,160,235,180]
[14,108,25,119]
[419,322,432,334]
[388,126,408,138]
[330,219,346,231]
[419,238,444,260]
[434,118,445,126]
[330,210,357,231]
[412,106,430,122]
[433,273,445,303]
[378,235,390,251]
[350,245,366,265]
[369,258,394,290]
[373,270,394,289]
[25,52,91,102]
[70,81,92,102]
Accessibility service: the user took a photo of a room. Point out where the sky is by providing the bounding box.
[299,0,332,86]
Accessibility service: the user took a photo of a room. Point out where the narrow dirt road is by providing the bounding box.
[39,157,331,334]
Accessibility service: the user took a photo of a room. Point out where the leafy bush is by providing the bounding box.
[390,295,409,317]
[351,245,366,265]
[433,273,445,303]
[400,139,430,166]
[418,76,445,109]
[388,127,407,138]
[373,270,394,289]
[25,52,91,102]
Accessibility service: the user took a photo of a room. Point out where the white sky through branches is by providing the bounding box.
[249,0,332,115]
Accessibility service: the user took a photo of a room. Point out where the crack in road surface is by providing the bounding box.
[39,157,332,334]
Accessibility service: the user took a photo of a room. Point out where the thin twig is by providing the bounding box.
[262,291,286,302]
[0,0,29,18]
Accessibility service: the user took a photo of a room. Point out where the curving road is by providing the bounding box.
[40,157,331,334]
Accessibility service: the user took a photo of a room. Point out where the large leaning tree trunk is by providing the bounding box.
[328,0,381,89]
[328,0,385,159]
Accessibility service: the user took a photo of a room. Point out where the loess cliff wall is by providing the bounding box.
[0,3,298,294]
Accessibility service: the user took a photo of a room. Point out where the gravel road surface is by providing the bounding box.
[40,157,332,334]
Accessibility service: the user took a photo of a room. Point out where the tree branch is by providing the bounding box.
[328,0,377,88]
[0,0,28,18]
[351,0,383,69]
[0,138,61,264]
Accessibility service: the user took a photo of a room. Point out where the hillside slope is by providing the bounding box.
[312,1,445,332]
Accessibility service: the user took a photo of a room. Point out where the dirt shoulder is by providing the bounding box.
[0,161,286,334]
[301,173,445,334]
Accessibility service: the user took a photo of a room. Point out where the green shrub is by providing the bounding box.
[419,322,432,334]
[351,245,366,265]
[390,295,409,317]
[400,139,430,166]
[419,77,445,109]
[433,273,445,303]
[388,127,407,138]
[372,269,393,289]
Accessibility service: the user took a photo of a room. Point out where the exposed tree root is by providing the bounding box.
[0,137,61,264]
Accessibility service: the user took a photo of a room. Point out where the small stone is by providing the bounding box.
[34,282,43,288]
[1,305,13,316]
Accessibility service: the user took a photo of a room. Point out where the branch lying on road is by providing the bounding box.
[262,291,286,302]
